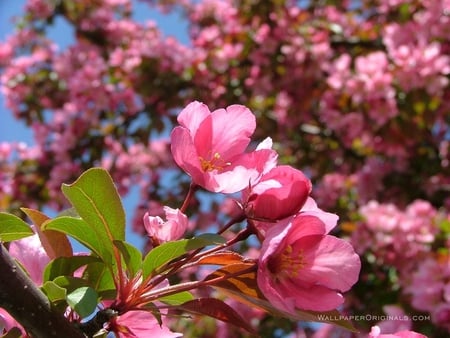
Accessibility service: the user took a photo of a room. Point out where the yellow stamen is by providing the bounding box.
[199,152,231,172]
[269,245,305,279]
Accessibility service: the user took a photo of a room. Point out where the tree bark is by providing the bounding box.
[0,244,85,338]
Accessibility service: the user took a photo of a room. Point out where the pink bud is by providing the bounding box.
[143,206,188,244]
[243,165,312,222]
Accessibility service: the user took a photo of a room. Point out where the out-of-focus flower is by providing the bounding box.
[369,325,426,338]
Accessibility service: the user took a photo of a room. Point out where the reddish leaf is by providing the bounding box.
[21,208,73,259]
[195,251,246,266]
[179,298,256,335]
[204,262,263,299]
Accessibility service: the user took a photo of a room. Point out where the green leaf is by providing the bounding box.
[41,281,67,303]
[53,275,90,292]
[0,212,33,242]
[185,233,226,250]
[61,168,125,244]
[158,291,195,306]
[142,240,187,278]
[83,261,116,299]
[44,255,101,282]
[43,216,112,264]
[142,234,226,279]
[67,286,98,318]
[113,240,142,277]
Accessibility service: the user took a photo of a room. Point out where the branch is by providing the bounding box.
[0,244,85,338]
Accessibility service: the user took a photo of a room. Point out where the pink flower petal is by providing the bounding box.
[177,101,210,135]
[295,235,361,292]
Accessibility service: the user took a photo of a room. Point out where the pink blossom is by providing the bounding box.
[0,309,24,336]
[376,305,412,334]
[170,101,276,193]
[9,233,51,286]
[369,325,426,338]
[257,214,360,313]
[143,206,188,244]
[300,197,339,234]
[405,254,450,330]
[243,165,312,222]
[109,310,181,338]
[352,200,439,274]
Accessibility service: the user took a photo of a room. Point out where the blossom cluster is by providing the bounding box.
[167,101,361,313]
[350,199,450,334]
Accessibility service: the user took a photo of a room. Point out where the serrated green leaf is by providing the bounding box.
[41,281,67,303]
[0,212,33,242]
[113,240,142,277]
[159,291,195,305]
[142,235,226,279]
[43,216,112,265]
[44,255,101,282]
[67,286,98,318]
[61,168,125,245]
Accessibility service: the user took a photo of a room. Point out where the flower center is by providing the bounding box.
[268,245,305,279]
[199,152,230,172]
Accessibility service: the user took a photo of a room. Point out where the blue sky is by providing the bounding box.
[0,0,189,250]
[0,0,189,143]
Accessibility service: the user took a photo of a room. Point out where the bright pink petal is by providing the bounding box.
[208,148,277,193]
[257,262,296,313]
[259,218,292,260]
[283,281,344,312]
[0,309,24,336]
[286,215,327,242]
[117,311,181,338]
[9,234,50,286]
[296,235,361,292]
[301,197,339,233]
[176,101,210,135]
[247,165,311,221]
[209,105,256,159]
[170,126,204,185]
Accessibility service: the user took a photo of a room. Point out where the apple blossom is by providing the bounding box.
[8,233,50,286]
[243,165,312,222]
[143,206,188,245]
[170,101,275,193]
[369,325,426,338]
[257,214,360,313]
[107,310,182,338]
